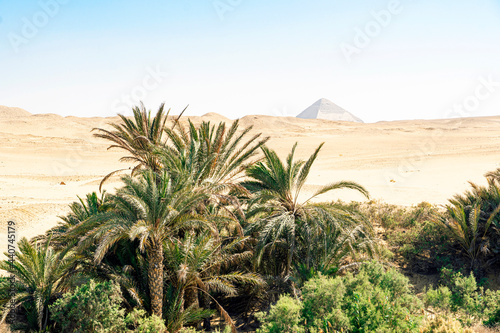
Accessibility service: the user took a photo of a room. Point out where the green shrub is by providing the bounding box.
[424,286,452,311]
[341,262,423,332]
[125,308,166,332]
[484,307,500,328]
[258,261,423,333]
[301,275,350,332]
[346,200,450,272]
[256,295,305,333]
[420,315,473,333]
[178,327,197,333]
[439,268,478,311]
[425,268,500,326]
[50,280,127,333]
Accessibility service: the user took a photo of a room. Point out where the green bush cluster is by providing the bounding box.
[420,315,473,333]
[257,261,423,333]
[50,280,166,333]
[424,268,500,327]
[255,295,305,333]
[125,309,166,333]
[347,201,450,272]
[50,280,127,333]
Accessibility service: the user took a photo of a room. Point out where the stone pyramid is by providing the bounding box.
[296,98,363,123]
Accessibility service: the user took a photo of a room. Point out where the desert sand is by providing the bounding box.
[1,105,500,252]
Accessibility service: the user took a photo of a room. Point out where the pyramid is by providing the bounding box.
[296,98,363,123]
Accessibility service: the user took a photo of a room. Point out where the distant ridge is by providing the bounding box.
[297,98,363,123]
[0,105,32,118]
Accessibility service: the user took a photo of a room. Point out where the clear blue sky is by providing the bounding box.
[1,0,499,122]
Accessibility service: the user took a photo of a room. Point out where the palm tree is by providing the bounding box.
[159,119,269,240]
[436,202,500,272]
[161,119,269,197]
[163,232,264,332]
[440,169,500,270]
[93,102,185,189]
[0,238,76,331]
[37,191,113,250]
[243,143,371,279]
[71,170,208,318]
[293,201,377,286]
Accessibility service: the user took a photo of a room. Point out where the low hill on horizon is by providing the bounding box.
[0,105,32,118]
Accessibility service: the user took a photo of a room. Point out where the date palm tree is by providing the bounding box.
[158,119,269,240]
[70,169,208,318]
[0,238,76,332]
[163,232,264,332]
[161,119,269,198]
[436,202,500,272]
[93,102,186,190]
[293,201,377,286]
[243,143,371,279]
[440,169,500,270]
[37,191,114,250]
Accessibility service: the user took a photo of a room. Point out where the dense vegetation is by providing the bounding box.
[1,103,500,332]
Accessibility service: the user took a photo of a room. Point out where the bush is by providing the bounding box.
[484,307,500,328]
[424,268,500,326]
[348,201,450,272]
[178,327,197,333]
[301,275,350,332]
[125,308,166,332]
[50,280,127,333]
[420,315,473,333]
[424,286,452,311]
[258,261,423,333]
[341,262,423,332]
[256,295,305,333]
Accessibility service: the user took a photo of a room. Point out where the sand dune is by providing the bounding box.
[1,105,500,252]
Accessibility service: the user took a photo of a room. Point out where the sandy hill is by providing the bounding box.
[0,105,32,118]
[1,108,500,249]
[297,98,363,123]
[201,112,231,122]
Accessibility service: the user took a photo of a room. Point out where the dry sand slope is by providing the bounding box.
[1,105,500,254]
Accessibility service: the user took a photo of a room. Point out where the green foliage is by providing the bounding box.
[0,238,76,332]
[178,327,198,333]
[301,275,350,332]
[423,286,452,311]
[352,200,449,272]
[435,169,500,272]
[93,102,174,182]
[179,327,232,333]
[484,307,500,328]
[49,280,127,333]
[340,262,423,332]
[420,315,473,333]
[124,309,166,333]
[161,118,268,193]
[256,295,305,333]
[258,261,423,333]
[424,268,500,326]
[40,191,114,250]
[244,143,373,281]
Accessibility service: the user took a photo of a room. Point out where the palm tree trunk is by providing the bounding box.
[148,242,164,317]
[184,286,200,309]
[201,293,212,330]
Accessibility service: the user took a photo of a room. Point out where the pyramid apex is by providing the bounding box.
[296,98,363,123]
